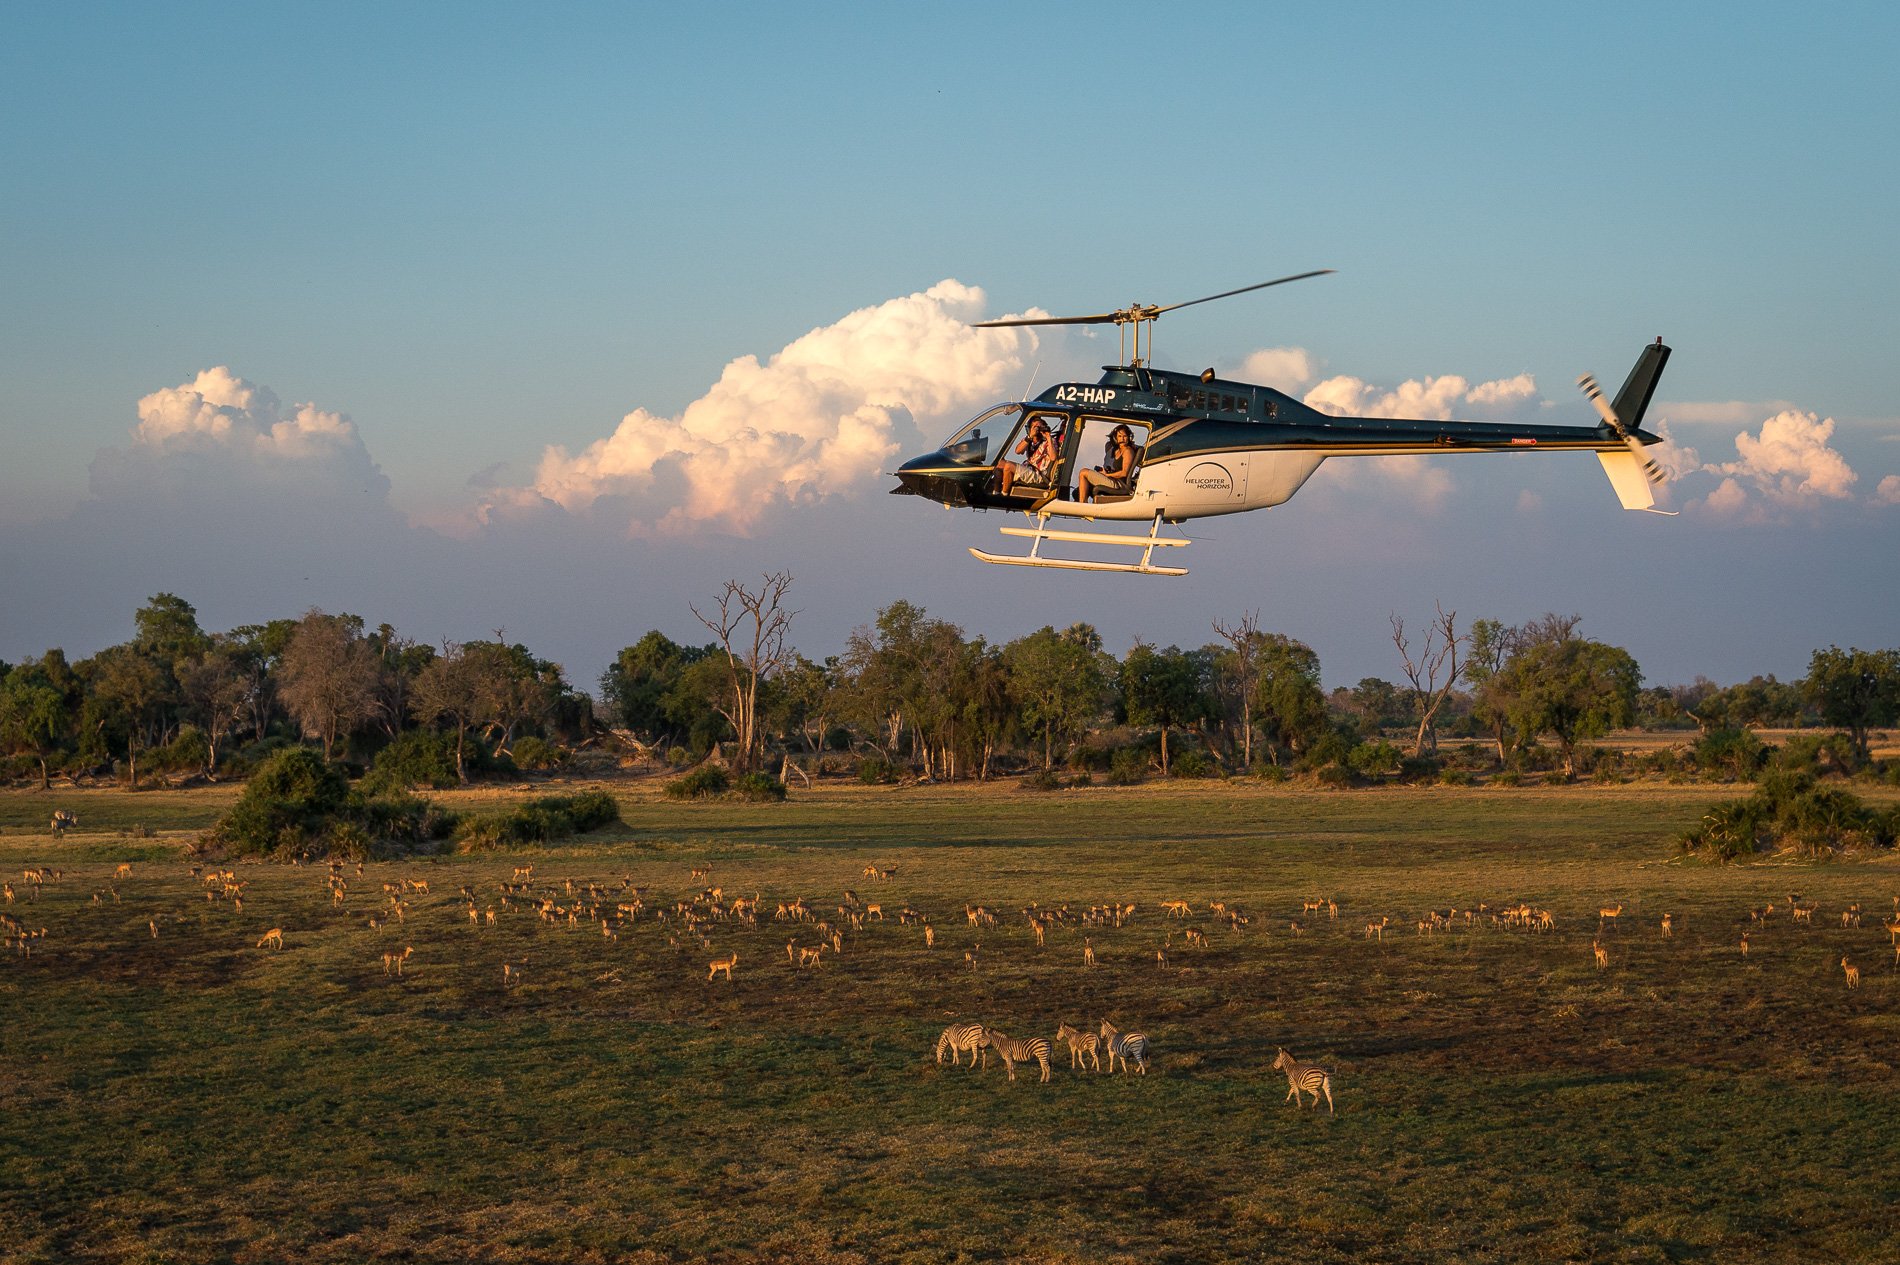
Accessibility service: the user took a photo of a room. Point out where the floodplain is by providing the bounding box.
[3,779,1898,1263]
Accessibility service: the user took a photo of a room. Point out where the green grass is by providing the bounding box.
[2,780,1898,1262]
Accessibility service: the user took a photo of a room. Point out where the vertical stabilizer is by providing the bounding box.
[1611,340,1671,432]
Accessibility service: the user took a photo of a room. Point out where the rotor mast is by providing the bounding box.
[972,270,1335,370]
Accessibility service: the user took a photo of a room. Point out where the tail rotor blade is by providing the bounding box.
[1576,373,1624,432]
[1627,435,1668,485]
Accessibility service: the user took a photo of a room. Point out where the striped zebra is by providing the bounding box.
[935,1022,989,1070]
[1272,1047,1334,1114]
[1099,1019,1148,1075]
[1054,1022,1101,1072]
[986,1030,1052,1083]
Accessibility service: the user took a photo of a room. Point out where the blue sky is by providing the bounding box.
[2,3,1895,690]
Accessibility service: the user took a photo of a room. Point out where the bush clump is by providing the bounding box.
[360,730,461,796]
[666,766,731,799]
[1106,748,1148,786]
[857,756,899,785]
[1018,769,1064,792]
[509,736,568,772]
[455,790,621,849]
[1169,750,1216,779]
[1677,769,1897,862]
[732,772,787,802]
[210,747,455,859]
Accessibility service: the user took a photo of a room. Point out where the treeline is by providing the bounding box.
[4,587,1896,793]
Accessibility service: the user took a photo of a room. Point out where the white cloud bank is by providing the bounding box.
[1656,409,1874,520]
[485,280,1037,535]
[89,366,390,505]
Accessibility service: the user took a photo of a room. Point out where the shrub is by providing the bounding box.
[1439,768,1474,787]
[1690,728,1768,781]
[215,747,353,856]
[360,730,460,796]
[1106,748,1148,786]
[1169,750,1216,779]
[149,725,210,775]
[1396,755,1442,784]
[509,736,568,772]
[665,766,730,800]
[1018,769,1064,792]
[1491,770,1523,788]
[732,773,787,802]
[455,790,621,849]
[1348,740,1404,777]
[666,746,692,769]
[1677,768,1892,861]
[1254,764,1290,784]
[857,756,898,785]
[1773,732,1862,779]
[1310,763,1359,790]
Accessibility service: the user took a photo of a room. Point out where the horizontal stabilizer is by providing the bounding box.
[1597,450,1657,511]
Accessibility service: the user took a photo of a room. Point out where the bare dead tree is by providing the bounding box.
[1391,604,1465,757]
[692,572,797,775]
[1212,610,1265,769]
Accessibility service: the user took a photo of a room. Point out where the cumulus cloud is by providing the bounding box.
[1298,367,1545,508]
[487,280,1037,535]
[89,366,390,505]
[1674,410,1859,519]
[1238,346,1321,393]
[1878,474,1900,505]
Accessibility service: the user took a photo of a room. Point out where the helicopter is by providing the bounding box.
[890,271,1673,575]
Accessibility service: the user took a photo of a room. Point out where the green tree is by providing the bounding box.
[1253,635,1327,765]
[1120,643,1214,775]
[1003,624,1111,771]
[84,644,170,789]
[600,631,716,748]
[1803,646,1900,764]
[0,652,77,788]
[1498,633,1642,778]
[277,610,384,759]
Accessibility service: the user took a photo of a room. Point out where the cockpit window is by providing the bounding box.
[941,403,1023,467]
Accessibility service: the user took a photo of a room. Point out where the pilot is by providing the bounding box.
[1077,425,1138,504]
[996,416,1059,497]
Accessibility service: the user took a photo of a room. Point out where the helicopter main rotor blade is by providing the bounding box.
[1150,270,1336,316]
[971,312,1127,328]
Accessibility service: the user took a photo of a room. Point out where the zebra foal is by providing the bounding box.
[1273,1048,1334,1114]
[1054,1022,1101,1072]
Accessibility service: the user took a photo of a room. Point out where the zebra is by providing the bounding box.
[1054,1022,1101,1072]
[986,1030,1052,1083]
[935,1022,989,1070]
[1099,1019,1148,1075]
[1273,1048,1334,1114]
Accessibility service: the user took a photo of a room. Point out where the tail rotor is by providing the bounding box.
[1577,372,1666,485]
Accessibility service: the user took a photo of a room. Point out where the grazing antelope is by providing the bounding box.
[115,863,133,879]
[707,952,738,982]
[149,919,159,939]
[1161,900,1192,918]
[786,939,799,965]
[50,810,77,835]
[1054,1022,1101,1072]
[1288,920,1304,936]
[1842,957,1860,989]
[1184,927,1208,949]
[1841,904,1862,929]
[1099,1020,1148,1075]
[502,961,522,985]
[935,1022,988,1069]
[1791,903,1815,925]
[257,928,284,951]
[986,1030,1053,1083]
[690,866,710,881]
[1592,939,1609,971]
[2,884,11,904]
[1156,944,1170,968]
[1301,898,1325,916]
[1739,932,1750,958]
[512,865,534,882]
[1273,1048,1334,1114]
[1364,916,1389,941]
[964,943,980,971]
[1597,903,1623,928]
[1660,913,1674,937]
[864,902,883,921]
[1327,899,1339,921]
[382,946,414,976]
[798,946,825,969]
[924,924,936,949]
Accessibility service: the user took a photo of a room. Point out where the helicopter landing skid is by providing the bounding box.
[968,511,1189,576]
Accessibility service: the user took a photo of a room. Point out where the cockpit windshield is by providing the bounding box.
[940,403,1023,467]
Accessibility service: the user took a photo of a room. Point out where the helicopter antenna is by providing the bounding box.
[973,270,1334,368]
[1019,358,1044,402]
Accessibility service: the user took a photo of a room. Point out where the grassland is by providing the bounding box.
[3,779,1899,1263]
